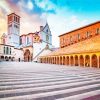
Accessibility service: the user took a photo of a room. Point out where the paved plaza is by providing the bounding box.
[0,62,100,100]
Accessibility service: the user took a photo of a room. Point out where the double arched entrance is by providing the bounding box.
[24,49,32,62]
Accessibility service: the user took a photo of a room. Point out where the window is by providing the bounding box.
[86,31,90,38]
[70,36,72,43]
[96,28,100,34]
[46,35,49,42]
[14,24,18,28]
[16,17,17,22]
[27,37,29,44]
[4,47,5,54]
[46,29,48,33]
[18,18,19,23]
[14,16,15,21]
[20,38,22,45]
[6,47,9,54]
[78,34,80,40]
[10,48,11,54]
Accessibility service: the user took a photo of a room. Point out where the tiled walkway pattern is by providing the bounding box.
[0,62,100,100]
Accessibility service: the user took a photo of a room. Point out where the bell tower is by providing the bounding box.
[7,13,20,47]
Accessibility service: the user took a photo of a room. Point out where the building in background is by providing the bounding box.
[39,21,100,68]
[0,13,53,62]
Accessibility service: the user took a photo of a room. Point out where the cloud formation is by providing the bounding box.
[0,0,100,47]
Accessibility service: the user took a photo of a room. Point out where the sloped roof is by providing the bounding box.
[59,21,100,37]
[41,35,100,57]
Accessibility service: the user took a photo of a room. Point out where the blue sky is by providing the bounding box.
[0,0,100,47]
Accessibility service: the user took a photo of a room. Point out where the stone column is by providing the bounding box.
[90,56,92,68]
[97,56,99,68]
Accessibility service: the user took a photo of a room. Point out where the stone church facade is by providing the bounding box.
[0,13,53,62]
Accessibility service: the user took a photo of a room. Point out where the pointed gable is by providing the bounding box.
[42,23,51,35]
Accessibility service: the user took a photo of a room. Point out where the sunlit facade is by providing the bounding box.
[39,21,100,68]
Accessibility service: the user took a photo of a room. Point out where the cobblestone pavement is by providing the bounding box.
[0,62,100,100]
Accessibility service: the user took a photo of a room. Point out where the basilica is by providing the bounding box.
[0,13,53,62]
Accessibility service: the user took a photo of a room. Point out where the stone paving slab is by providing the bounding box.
[0,62,100,100]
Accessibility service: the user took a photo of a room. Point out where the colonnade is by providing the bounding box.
[39,54,100,68]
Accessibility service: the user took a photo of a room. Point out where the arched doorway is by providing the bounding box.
[85,55,90,67]
[11,57,15,61]
[80,55,84,67]
[24,49,31,62]
[5,56,9,61]
[75,55,78,66]
[66,56,69,65]
[92,55,97,68]
[9,57,11,61]
[70,56,74,66]
[1,56,4,61]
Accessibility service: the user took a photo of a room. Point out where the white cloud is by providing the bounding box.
[35,0,55,11]
[27,0,34,10]
[47,9,90,47]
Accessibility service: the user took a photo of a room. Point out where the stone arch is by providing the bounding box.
[1,56,4,61]
[60,56,62,65]
[70,56,74,66]
[46,58,48,63]
[11,57,15,61]
[85,55,90,67]
[5,56,9,61]
[52,57,54,64]
[54,57,56,64]
[48,57,49,63]
[9,56,11,61]
[92,54,98,68]
[50,57,51,64]
[57,57,59,64]
[24,49,31,62]
[63,56,65,65]
[75,55,78,66]
[80,55,84,66]
[66,56,69,65]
